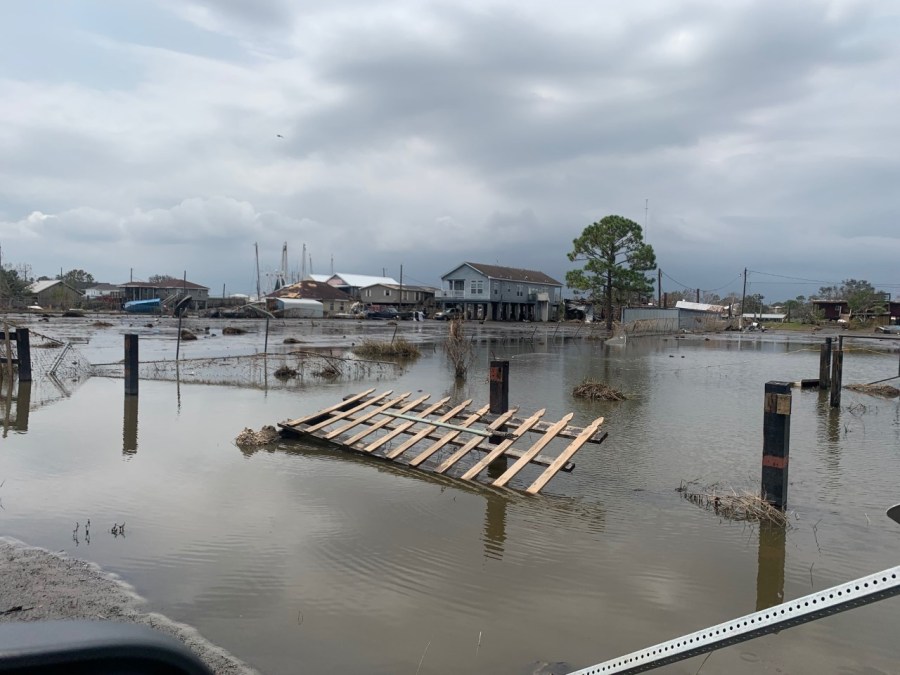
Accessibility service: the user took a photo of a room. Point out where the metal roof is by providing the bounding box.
[328,273,399,288]
[27,280,84,295]
[452,262,562,286]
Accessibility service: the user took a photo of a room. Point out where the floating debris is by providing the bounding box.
[62,310,85,318]
[572,379,627,401]
[274,365,298,380]
[222,326,247,335]
[235,426,279,446]
[353,338,421,359]
[677,480,790,526]
[313,364,341,378]
[283,337,302,344]
[180,329,198,341]
[92,321,113,328]
[846,383,900,398]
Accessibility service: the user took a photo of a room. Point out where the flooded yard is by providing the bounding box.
[2,317,899,674]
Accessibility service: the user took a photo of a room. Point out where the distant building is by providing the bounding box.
[27,280,84,309]
[119,279,210,310]
[359,283,437,310]
[675,300,727,314]
[438,262,562,321]
[812,300,850,321]
[84,283,123,299]
[270,279,355,316]
[326,273,399,298]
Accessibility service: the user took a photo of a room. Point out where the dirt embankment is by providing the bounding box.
[0,538,258,675]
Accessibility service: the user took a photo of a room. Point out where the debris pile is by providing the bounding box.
[273,365,298,379]
[677,480,790,526]
[845,383,900,398]
[283,337,302,344]
[222,326,247,335]
[180,329,198,341]
[572,379,627,401]
[235,425,279,446]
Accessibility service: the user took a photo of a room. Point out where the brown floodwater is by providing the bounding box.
[1,318,899,674]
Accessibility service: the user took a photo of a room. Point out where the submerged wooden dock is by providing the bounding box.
[278,388,607,494]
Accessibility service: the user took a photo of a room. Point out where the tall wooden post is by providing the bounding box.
[762,381,791,509]
[819,337,832,389]
[14,381,31,432]
[830,336,843,408]
[124,334,139,396]
[15,328,31,382]
[489,360,509,414]
[264,317,270,353]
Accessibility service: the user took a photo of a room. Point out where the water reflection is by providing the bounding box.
[15,381,31,432]
[483,463,508,561]
[123,394,139,456]
[756,522,786,610]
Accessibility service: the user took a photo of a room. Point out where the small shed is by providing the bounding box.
[274,297,323,318]
[27,280,84,309]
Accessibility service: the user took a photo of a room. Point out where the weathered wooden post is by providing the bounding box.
[830,335,843,408]
[14,328,31,382]
[264,317,270,353]
[489,360,509,414]
[124,334,139,396]
[761,381,791,509]
[818,337,831,390]
[488,360,510,470]
[14,381,31,432]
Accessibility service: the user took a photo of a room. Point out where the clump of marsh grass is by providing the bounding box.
[676,480,790,526]
[444,318,474,380]
[353,337,420,359]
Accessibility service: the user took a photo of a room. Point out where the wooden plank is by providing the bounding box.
[526,417,605,494]
[459,409,545,481]
[324,392,411,440]
[385,399,473,460]
[433,408,518,474]
[491,413,574,488]
[284,388,376,427]
[304,390,392,433]
[409,405,490,468]
[342,394,431,446]
[360,397,451,453]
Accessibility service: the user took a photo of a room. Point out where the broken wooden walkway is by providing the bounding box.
[278,388,607,494]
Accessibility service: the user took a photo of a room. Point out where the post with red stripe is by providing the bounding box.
[761,381,791,509]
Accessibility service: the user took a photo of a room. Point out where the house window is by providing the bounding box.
[385,289,391,297]
[329,302,334,310]
[470,280,484,294]
[516,284,523,297]
[365,289,371,298]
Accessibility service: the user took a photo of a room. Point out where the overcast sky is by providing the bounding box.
[1,0,898,300]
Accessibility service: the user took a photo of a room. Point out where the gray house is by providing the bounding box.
[360,284,437,310]
[438,262,562,322]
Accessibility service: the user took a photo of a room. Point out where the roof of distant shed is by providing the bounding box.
[454,263,562,286]
[120,279,209,290]
[328,273,399,287]
[363,283,439,293]
[272,280,354,301]
[27,280,84,295]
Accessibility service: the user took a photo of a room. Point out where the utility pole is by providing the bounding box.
[696,288,700,303]
[657,268,662,307]
[644,198,649,242]
[301,243,306,280]
[740,267,748,330]
[255,243,261,301]
[399,264,403,313]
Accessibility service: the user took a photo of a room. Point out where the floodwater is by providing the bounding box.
[2,319,900,674]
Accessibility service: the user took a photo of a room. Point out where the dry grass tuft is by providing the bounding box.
[353,338,420,359]
[222,326,246,335]
[572,379,627,401]
[677,480,790,526]
[313,364,341,378]
[180,329,198,341]
[846,383,900,398]
[92,321,113,328]
[283,337,302,344]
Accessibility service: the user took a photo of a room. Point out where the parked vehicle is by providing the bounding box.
[364,307,399,320]
[434,307,461,320]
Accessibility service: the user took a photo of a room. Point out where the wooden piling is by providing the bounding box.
[14,328,31,382]
[124,334,139,396]
[761,381,791,509]
[829,336,843,408]
[264,317,270,353]
[818,337,831,390]
[489,360,509,415]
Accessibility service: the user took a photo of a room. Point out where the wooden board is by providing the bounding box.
[459,409,546,481]
[433,408,518,474]
[342,394,431,446]
[359,397,451,453]
[284,388,375,427]
[324,392,411,440]
[408,404,490,468]
[491,413,574,488]
[385,399,473,460]
[526,417,605,494]
[303,390,392,433]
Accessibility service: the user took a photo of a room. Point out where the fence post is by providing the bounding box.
[830,336,843,408]
[818,337,831,390]
[14,328,31,382]
[489,360,509,414]
[124,334,139,396]
[762,381,791,509]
